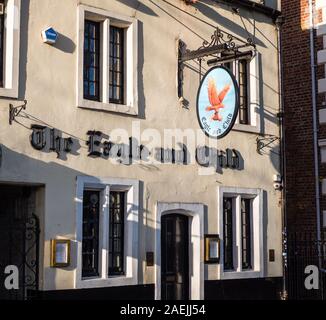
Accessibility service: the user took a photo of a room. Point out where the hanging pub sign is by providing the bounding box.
[197,66,239,139]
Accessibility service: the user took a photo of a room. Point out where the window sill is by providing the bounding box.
[0,87,19,99]
[78,99,138,116]
[232,123,261,134]
[220,270,263,280]
[76,275,137,289]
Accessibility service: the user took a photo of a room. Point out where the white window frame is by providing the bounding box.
[218,186,264,280]
[0,0,20,98]
[77,5,138,115]
[75,176,139,289]
[225,53,261,134]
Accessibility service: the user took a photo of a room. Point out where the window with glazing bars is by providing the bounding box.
[0,0,5,87]
[109,26,124,104]
[84,20,101,101]
[223,197,234,271]
[238,59,249,124]
[109,191,125,275]
[241,198,252,269]
[82,190,100,278]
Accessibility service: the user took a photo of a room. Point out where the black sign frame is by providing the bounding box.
[196,65,240,139]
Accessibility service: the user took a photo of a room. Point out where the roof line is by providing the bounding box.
[217,0,281,21]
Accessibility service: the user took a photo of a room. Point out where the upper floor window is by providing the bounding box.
[0,0,21,98]
[109,26,125,104]
[221,53,261,132]
[84,20,101,101]
[238,59,249,125]
[77,5,138,115]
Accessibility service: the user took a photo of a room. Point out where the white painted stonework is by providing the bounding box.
[319,109,326,124]
[322,179,326,195]
[319,139,326,163]
[155,202,204,300]
[0,0,283,292]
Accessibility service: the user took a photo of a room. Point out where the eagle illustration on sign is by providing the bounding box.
[206,78,231,121]
[197,66,239,139]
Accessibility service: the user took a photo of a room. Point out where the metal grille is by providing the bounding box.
[109,26,125,104]
[241,198,252,269]
[286,231,326,300]
[0,186,39,300]
[84,20,101,101]
[223,197,234,271]
[82,190,100,278]
[109,191,125,275]
[238,59,249,125]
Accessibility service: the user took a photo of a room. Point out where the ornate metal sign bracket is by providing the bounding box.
[9,100,27,125]
[178,27,256,100]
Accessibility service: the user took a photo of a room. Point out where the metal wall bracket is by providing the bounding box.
[9,100,27,125]
[256,136,279,155]
[178,27,255,102]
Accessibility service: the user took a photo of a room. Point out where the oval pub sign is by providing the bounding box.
[197,66,239,139]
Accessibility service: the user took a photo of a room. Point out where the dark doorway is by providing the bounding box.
[0,185,40,300]
[161,214,189,300]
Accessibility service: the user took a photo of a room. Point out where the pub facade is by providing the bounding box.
[0,0,283,300]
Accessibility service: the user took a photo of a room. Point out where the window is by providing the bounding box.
[223,196,253,272]
[76,176,139,289]
[109,26,124,104]
[109,191,125,275]
[241,198,252,270]
[0,0,21,98]
[238,59,249,125]
[82,190,100,278]
[219,53,261,132]
[223,197,234,271]
[83,20,101,101]
[77,5,138,115]
[219,187,264,279]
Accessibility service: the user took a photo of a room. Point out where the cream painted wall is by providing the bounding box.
[0,0,282,290]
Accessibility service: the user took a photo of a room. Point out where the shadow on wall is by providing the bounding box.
[0,145,213,294]
[117,0,158,16]
[18,0,30,100]
[53,32,76,54]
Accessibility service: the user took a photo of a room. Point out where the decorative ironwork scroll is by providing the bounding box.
[178,27,256,100]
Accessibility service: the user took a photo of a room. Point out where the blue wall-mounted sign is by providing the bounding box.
[41,27,58,44]
[196,66,239,139]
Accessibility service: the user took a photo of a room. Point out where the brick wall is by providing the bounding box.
[282,0,318,232]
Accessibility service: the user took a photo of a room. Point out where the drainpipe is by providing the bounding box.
[275,14,287,300]
[309,0,323,297]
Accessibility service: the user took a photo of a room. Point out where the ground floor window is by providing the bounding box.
[82,190,100,278]
[109,191,125,276]
[76,176,139,288]
[219,187,264,279]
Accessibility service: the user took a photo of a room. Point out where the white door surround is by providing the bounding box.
[155,202,204,300]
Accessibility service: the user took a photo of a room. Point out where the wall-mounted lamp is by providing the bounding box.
[204,235,220,264]
[50,239,71,267]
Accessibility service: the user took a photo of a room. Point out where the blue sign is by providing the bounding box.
[196,66,239,139]
[42,27,58,44]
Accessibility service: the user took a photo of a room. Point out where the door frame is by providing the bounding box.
[155,202,204,300]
